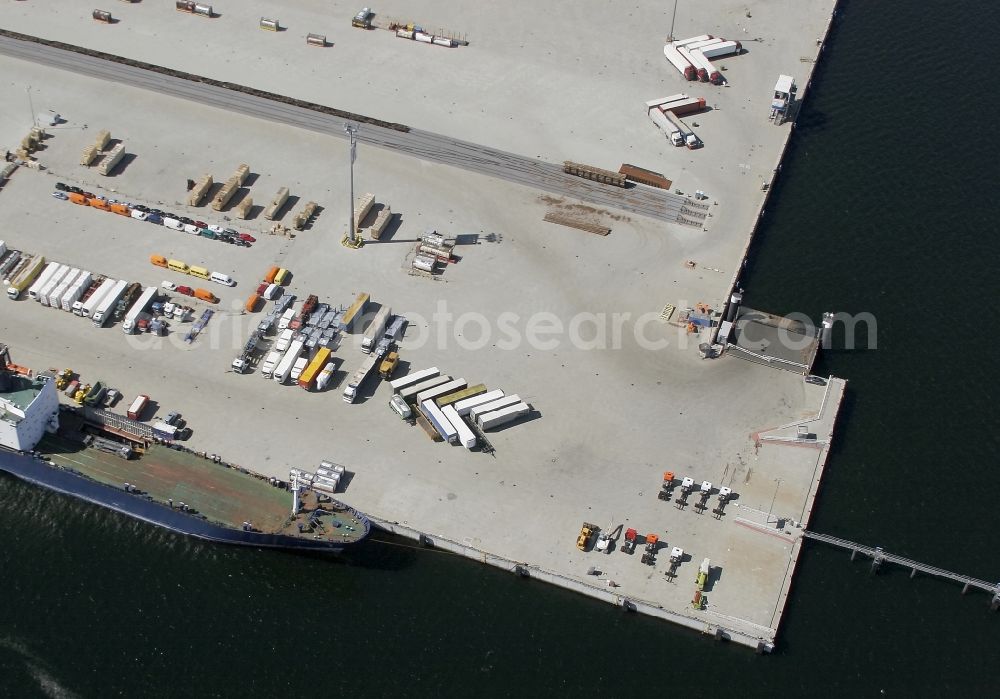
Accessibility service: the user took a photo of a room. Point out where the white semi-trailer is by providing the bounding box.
[81,278,116,317]
[421,399,457,443]
[389,367,440,394]
[477,402,531,430]
[361,306,392,354]
[60,271,92,311]
[442,404,477,449]
[453,389,506,417]
[37,264,68,307]
[27,262,59,302]
[92,279,128,326]
[273,339,305,384]
[342,354,381,403]
[48,268,80,309]
[122,286,158,333]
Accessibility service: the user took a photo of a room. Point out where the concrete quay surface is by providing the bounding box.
[0,0,841,648]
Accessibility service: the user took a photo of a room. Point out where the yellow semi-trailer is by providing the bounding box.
[298,348,332,390]
[6,255,45,300]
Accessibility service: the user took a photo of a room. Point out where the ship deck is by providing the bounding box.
[38,430,367,543]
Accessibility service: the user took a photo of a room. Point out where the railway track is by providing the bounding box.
[0,30,686,223]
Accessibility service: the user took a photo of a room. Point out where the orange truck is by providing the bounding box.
[245,293,261,313]
[89,198,111,211]
[263,265,279,284]
[150,254,167,268]
[110,203,130,216]
[68,192,89,205]
[194,288,218,303]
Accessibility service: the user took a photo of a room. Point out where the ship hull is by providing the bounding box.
[0,449,369,553]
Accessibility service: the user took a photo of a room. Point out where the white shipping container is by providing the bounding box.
[469,395,522,421]
[315,362,336,391]
[477,402,530,430]
[443,405,476,449]
[454,389,506,417]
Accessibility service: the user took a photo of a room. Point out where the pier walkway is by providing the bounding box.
[802,530,1000,605]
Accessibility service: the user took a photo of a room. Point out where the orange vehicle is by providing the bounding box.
[194,288,218,303]
[110,203,130,216]
[89,198,110,211]
[244,293,261,313]
[150,254,168,268]
[68,192,89,205]
[263,266,279,284]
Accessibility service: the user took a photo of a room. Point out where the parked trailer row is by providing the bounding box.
[122,286,158,334]
[40,265,71,307]
[477,402,530,430]
[399,375,452,404]
[6,255,45,299]
[92,279,129,327]
[420,399,458,443]
[453,389,505,417]
[416,378,467,406]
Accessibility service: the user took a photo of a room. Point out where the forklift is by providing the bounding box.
[657,470,676,501]
[622,528,638,555]
[640,533,659,565]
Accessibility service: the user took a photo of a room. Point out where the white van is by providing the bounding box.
[130,209,147,221]
[210,271,235,287]
[163,217,184,231]
[183,223,200,235]
[264,283,280,300]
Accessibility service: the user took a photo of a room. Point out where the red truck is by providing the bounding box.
[127,394,149,420]
[290,294,318,330]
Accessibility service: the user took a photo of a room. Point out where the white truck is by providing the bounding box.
[60,271,92,311]
[661,109,700,149]
[342,354,381,403]
[273,339,305,384]
[361,306,392,354]
[80,278,116,317]
[122,286,158,334]
[260,350,282,379]
[92,279,128,327]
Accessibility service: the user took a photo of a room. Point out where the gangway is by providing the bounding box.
[802,530,1000,607]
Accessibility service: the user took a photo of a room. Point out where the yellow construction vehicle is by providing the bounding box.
[379,351,399,380]
[74,384,91,405]
[576,522,596,551]
[55,368,73,390]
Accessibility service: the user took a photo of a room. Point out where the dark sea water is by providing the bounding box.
[3,1,999,696]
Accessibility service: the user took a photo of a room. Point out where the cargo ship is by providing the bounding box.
[0,437,370,553]
[0,349,369,552]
